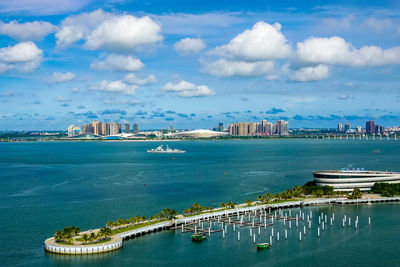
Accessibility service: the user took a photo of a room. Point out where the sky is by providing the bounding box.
[0,0,400,130]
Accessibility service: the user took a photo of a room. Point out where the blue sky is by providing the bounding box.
[0,0,400,130]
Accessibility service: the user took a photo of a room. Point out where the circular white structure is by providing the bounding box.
[313,169,400,191]
[44,236,123,255]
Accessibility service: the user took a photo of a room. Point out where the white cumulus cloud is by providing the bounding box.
[174,37,205,55]
[56,9,113,48]
[90,80,138,95]
[203,59,275,77]
[90,54,144,72]
[123,73,157,85]
[0,20,56,41]
[0,41,43,73]
[56,9,162,52]
[210,21,291,61]
[162,80,215,97]
[286,64,330,82]
[49,72,75,83]
[295,36,400,67]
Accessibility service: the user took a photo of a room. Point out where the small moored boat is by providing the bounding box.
[191,234,206,241]
[256,242,271,249]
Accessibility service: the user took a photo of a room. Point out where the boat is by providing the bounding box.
[313,168,400,192]
[146,145,186,153]
[256,242,271,249]
[191,234,206,241]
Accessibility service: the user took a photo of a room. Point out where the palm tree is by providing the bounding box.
[90,232,97,242]
[245,199,253,206]
[349,187,362,199]
[168,209,178,219]
[54,230,63,241]
[82,233,89,244]
[72,227,80,236]
[104,227,112,238]
[106,220,113,228]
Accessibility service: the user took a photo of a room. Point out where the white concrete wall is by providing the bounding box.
[44,238,123,255]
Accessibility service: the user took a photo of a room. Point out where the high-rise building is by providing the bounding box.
[101,123,109,136]
[248,122,255,135]
[356,126,362,133]
[344,123,351,132]
[109,122,119,135]
[82,124,91,134]
[337,123,343,132]
[92,121,102,135]
[117,123,122,134]
[124,124,130,133]
[218,122,224,132]
[366,121,375,134]
[228,119,288,136]
[133,123,139,134]
[276,120,289,135]
[375,124,383,134]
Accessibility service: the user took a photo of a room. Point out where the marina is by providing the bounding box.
[44,196,400,254]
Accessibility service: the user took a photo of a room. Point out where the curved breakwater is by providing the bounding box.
[44,197,400,255]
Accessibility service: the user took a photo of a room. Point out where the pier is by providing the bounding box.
[44,196,400,254]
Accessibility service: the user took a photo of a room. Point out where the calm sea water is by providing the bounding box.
[0,139,399,266]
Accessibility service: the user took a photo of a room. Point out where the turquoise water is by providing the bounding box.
[0,140,399,266]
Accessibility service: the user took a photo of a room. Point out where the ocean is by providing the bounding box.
[0,139,399,266]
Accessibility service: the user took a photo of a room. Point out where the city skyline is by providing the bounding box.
[1,0,400,130]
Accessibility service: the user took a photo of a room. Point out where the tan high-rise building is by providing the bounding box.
[101,123,110,136]
[248,122,255,136]
[82,124,91,134]
[92,121,102,136]
[227,120,288,136]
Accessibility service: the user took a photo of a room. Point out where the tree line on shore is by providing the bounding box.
[54,226,112,245]
[54,226,80,244]
[370,182,400,197]
[106,208,179,228]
